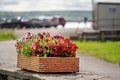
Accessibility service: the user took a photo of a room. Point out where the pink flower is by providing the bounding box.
[28,32,30,35]
[45,39,49,42]
[54,52,58,56]
[35,40,40,45]
[47,32,51,37]
[31,44,37,50]
[32,52,36,56]
[26,32,31,39]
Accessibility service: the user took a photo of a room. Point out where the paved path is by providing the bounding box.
[80,53,120,80]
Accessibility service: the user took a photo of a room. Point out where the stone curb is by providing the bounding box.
[0,69,43,80]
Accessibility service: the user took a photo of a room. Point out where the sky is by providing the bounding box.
[0,0,120,12]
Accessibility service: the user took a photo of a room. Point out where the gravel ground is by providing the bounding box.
[0,28,120,80]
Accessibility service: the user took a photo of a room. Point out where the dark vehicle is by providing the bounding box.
[49,16,66,28]
[16,18,44,28]
[0,17,21,28]
[0,18,7,28]
[29,18,44,28]
[19,18,32,28]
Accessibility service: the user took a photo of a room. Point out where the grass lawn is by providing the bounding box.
[0,31,17,41]
[74,41,120,64]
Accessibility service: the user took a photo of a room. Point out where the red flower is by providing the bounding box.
[70,47,75,51]
[17,43,22,49]
[71,51,75,57]
[61,47,66,52]
[64,38,70,43]
[38,33,43,39]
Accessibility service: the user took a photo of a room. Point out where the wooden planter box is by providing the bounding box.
[17,54,79,73]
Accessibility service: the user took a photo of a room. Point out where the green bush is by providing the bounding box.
[0,32,17,41]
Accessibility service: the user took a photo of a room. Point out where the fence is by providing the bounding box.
[94,18,120,31]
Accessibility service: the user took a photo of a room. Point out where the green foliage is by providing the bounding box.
[74,41,120,64]
[20,40,33,56]
[0,31,17,41]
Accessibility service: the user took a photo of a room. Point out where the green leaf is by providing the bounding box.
[46,49,50,54]
[66,53,70,57]
[39,42,43,47]
[43,54,47,57]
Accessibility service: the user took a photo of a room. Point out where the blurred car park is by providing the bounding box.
[0,16,66,29]
[28,16,66,28]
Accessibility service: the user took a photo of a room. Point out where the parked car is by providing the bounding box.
[0,18,7,28]
[18,18,32,28]
[29,18,44,28]
[49,16,66,28]
[0,17,21,28]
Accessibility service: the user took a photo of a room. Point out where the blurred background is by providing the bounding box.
[0,1,120,80]
[0,0,120,29]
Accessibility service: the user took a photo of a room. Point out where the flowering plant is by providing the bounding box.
[16,32,78,57]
